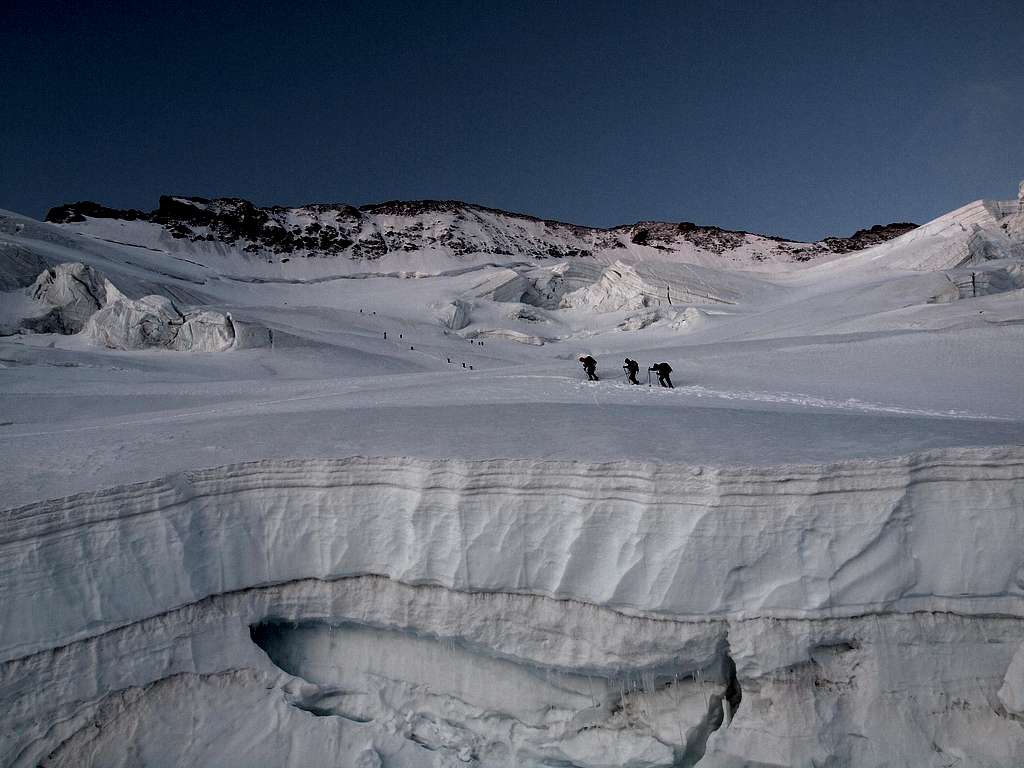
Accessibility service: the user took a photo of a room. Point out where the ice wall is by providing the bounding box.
[852,192,1024,272]
[3,449,1023,766]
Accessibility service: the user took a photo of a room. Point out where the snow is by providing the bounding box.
[84,293,239,351]
[23,262,111,329]
[1,185,1023,766]
[3,452,1023,766]
[803,197,1024,275]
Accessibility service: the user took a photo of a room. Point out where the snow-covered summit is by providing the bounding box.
[44,195,915,272]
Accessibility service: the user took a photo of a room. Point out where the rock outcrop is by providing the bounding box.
[820,222,919,253]
[45,195,917,270]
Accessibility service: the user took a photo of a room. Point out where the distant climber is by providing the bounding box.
[650,362,673,388]
[579,355,599,381]
[623,358,640,384]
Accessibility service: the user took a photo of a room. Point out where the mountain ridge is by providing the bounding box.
[44,195,917,268]
[45,194,918,242]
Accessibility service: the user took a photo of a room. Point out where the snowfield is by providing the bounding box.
[1,186,1023,767]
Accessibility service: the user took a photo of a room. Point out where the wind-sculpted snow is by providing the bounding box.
[2,449,1024,766]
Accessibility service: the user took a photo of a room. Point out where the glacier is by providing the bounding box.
[1,184,1024,766]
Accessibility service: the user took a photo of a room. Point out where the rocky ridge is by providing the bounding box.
[45,196,917,267]
[821,222,919,253]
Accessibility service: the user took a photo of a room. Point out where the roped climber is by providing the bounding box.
[623,358,640,385]
[579,355,599,381]
[650,361,673,388]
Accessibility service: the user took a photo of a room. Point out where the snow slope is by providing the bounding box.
[1,184,1023,766]
[801,193,1024,275]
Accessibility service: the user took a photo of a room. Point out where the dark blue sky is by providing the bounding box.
[2,1,1022,240]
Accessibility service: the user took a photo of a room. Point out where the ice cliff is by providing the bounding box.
[3,448,1024,767]
[834,192,1024,273]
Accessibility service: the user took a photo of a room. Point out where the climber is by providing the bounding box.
[650,362,673,388]
[579,355,599,381]
[623,358,640,385]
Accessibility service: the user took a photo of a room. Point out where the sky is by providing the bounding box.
[1,0,1022,241]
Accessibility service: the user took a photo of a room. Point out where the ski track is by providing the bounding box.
[571,378,1012,421]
